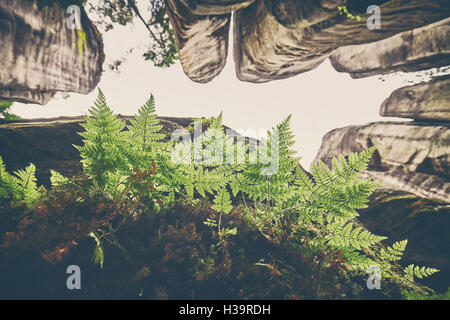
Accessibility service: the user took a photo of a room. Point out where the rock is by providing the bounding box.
[0,116,188,186]
[165,0,231,83]
[0,118,84,185]
[360,189,450,292]
[360,167,449,203]
[0,0,104,105]
[313,121,450,202]
[233,0,450,83]
[380,75,450,121]
[330,17,450,78]
[178,0,254,15]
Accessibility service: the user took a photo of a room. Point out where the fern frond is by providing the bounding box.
[380,240,408,262]
[326,221,387,250]
[50,170,69,188]
[89,232,104,269]
[13,163,41,202]
[404,264,439,282]
[343,249,376,271]
[128,94,165,150]
[75,89,128,189]
[212,187,233,214]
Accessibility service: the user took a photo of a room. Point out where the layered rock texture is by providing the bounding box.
[314,121,449,202]
[164,0,450,83]
[315,74,449,204]
[310,5,449,204]
[380,75,450,121]
[330,17,450,78]
[0,0,104,104]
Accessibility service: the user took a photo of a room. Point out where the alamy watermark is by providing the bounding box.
[339,5,381,30]
[170,122,280,175]
[66,5,82,31]
[66,265,81,290]
[367,5,381,30]
[366,265,381,290]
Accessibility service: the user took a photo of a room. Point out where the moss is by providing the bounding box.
[0,191,427,300]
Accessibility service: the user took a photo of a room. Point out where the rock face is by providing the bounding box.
[165,0,232,83]
[314,71,450,290]
[330,17,450,78]
[380,75,450,121]
[360,189,450,292]
[314,121,450,202]
[166,0,450,83]
[234,0,450,83]
[0,0,104,104]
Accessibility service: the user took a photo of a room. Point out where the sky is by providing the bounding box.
[10,10,409,169]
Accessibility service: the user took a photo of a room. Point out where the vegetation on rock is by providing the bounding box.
[0,90,441,299]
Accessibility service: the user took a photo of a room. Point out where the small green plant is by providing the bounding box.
[0,100,21,121]
[0,156,44,206]
[404,265,440,282]
[338,6,362,21]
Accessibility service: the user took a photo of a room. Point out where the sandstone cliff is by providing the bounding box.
[0,0,104,104]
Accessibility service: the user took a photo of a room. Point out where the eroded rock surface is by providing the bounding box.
[330,17,450,78]
[380,75,450,121]
[233,0,450,83]
[165,0,231,83]
[0,0,104,105]
[165,0,450,83]
[313,122,450,202]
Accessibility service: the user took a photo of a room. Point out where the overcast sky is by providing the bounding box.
[10,10,408,169]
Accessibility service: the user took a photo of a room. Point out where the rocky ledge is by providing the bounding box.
[380,75,450,121]
[314,121,449,202]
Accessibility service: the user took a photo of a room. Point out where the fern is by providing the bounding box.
[212,187,233,215]
[343,249,376,270]
[325,221,387,250]
[239,115,298,205]
[50,170,69,188]
[2,91,435,291]
[0,156,45,206]
[89,232,104,269]
[0,156,18,202]
[13,164,41,202]
[74,89,128,191]
[380,240,408,262]
[127,94,165,152]
[404,264,439,282]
